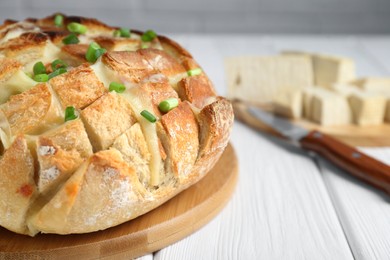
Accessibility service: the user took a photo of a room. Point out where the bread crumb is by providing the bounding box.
[40,166,60,185]
[38,145,56,156]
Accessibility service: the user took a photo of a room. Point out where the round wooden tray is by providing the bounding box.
[0,144,238,259]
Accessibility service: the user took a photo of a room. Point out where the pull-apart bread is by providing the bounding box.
[0,14,234,236]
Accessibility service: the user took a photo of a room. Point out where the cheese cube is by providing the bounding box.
[352,77,390,93]
[225,55,314,103]
[302,87,332,119]
[311,91,351,126]
[272,87,303,119]
[329,83,360,97]
[349,92,386,126]
[313,54,356,88]
[283,51,356,88]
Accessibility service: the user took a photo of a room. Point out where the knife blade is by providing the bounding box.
[245,103,390,195]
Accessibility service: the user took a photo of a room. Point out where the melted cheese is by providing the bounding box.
[0,22,39,44]
[24,41,61,72]
[90,59,118,88]
[0,110,11,149]
[169,72,187,90]
[0,28,25,44]
[0,70,36,104]
[123,87,161,186]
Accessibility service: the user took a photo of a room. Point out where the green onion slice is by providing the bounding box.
[54,14,63,27]
[113,30,121,37]
[187,68,202,76]
[86,42,106,63]
[51,59,67,71]
[65,106,78,122]
[62,33,80,45]
[94,48,106,60]
[141,30,157,42]
[67,22,87,34]
[33,61,46,75]
[33,74,49,82]
[25,72,33,78]
[48,68,67,80]
[140,110,157,123]
[109,82,126,93]
[114,27,131,38]
[158,98,179,113]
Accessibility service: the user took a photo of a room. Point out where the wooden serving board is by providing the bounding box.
[232,100,390,147]
[0,144,238,259]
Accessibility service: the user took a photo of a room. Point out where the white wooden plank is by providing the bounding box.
[318,148,390,259]
[135,254,153,260]
[155,122,353,259]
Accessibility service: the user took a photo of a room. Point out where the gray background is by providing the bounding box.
[0,0,390,34]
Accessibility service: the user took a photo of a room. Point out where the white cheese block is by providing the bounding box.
[352,77,390,93]
[225,55,314,103]
[349,92,386,126]
[329,83,360,97]
[283,51,356,88]
[314,54,355,88]
[272,87,304,119]
[302,87,332,120]
[311,90,351,126]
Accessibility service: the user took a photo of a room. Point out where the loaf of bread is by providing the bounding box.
[0,14,234,236]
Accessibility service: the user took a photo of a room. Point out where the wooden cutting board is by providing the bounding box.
[0,144,238,259]
[232,100,390,147]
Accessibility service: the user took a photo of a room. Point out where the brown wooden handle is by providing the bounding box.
[300,130,390,195]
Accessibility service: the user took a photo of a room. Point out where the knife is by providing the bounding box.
[234,100,390,195]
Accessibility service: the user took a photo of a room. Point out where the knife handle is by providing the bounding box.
[300,130,390,195]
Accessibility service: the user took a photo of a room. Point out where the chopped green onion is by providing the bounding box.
[114,27,131,38]
[54,14,63,27]
[64,106,78,122]
[187,68,202,76]
[48,68,67,80]
[141,42,149,49]
[159,98,179,113]
[94,48,106,60]
[25,72,33,78]
[62,33,80,45]
[140,110,157,123]
[113,30,121,37]
[33,61,46,75]
[51,59,67,71]
[67,22,87,34]
[85,42,106,63]
[109,82,126,93]
[33,74,49,82]
[141,30,157,42]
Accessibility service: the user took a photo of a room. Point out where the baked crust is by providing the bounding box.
[49,63,107,109]
[0,14,233,236]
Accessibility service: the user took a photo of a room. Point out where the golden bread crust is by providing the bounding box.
[49,63,107,109]
[0,14,233,236]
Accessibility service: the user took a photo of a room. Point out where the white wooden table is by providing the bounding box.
[139,35,390,260]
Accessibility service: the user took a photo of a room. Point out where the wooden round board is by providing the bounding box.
[232,100,390,147]
[0,144,238,259]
